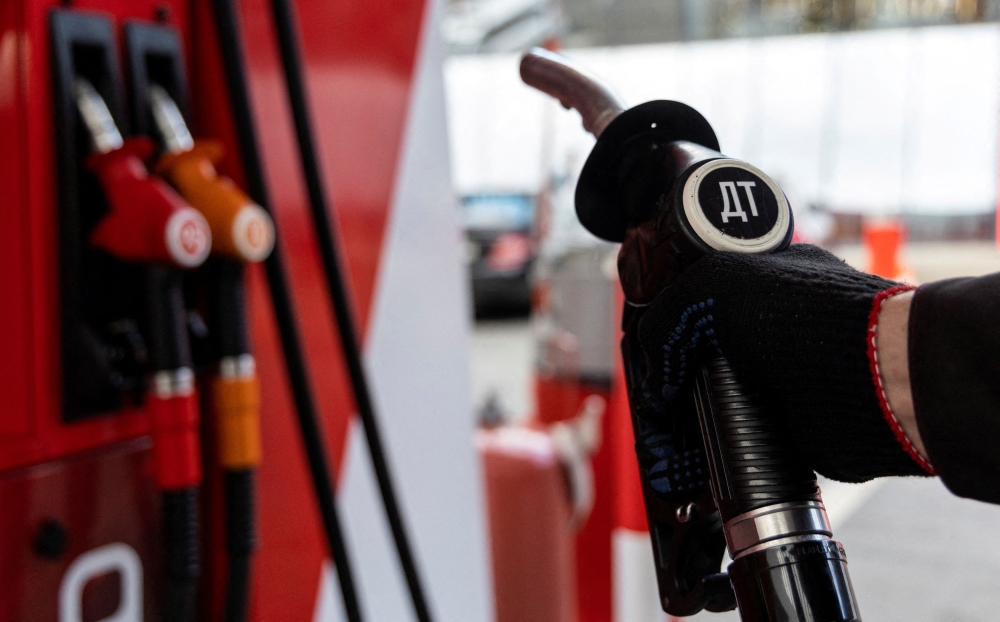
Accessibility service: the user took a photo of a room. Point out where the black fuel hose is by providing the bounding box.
[266,1,433,619]
[162,487,201,621]
[209,1,363,621]
[695,358,859,621]
[146,266,201,622]
[223,468,255,622]
[208,259,256,622]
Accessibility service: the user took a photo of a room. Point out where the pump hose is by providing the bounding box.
[266,0,433,619]
[145,266,202,622]
[697,357,819,515]
[224,469,255,622]
[162,488,201,621]
[209,1,363,620]
[207,259,258,622]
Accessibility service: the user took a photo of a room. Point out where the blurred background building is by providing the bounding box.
[447,0,1000,319]
[446,0,1000,620]
[564,0,1000,46]
[445,0,1000,53]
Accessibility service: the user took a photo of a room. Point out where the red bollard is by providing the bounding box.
[478,426,577,622]
[861,219,917,283]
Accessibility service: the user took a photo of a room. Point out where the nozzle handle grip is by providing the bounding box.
[694,357,820,520]
[694,357,861,621]
[519,48,625,138]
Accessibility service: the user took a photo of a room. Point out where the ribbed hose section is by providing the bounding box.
[163,488,200,622]
[704,357,819,516]
[224,469,256,622]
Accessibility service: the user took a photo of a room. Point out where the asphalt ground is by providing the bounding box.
[470,241,1000,621]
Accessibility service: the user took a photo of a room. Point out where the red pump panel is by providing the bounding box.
[0,0,193,476]
[0,0,32,442]
[3,0,439,618]
[0,438,160,621]
[0,2,189,618]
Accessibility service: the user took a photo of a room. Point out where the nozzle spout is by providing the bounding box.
[73,77,124,153]
[519,48,625,137]
[149,85,195,154]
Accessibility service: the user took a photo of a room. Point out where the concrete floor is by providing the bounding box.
[470,319,535,423]
[832,240,1000,283]
[470,241,1000,621]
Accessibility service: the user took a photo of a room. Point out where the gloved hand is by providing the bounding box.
[629,243,932,487]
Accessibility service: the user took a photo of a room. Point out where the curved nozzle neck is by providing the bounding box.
[519,48,625,138]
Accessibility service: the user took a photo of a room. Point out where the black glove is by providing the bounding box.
[631,243,932,485]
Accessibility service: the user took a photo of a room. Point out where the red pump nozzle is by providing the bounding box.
[87,138,212,267]
[74,78,211,268]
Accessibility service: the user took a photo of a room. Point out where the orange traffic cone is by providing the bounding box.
[862,219,916,284]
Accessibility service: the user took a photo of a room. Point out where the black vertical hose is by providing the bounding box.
[208,259,255,622]
[266,1,433,620]
[697,357,819,519]
[209,1,363,621]
[211,260,251,357]
[223,468,255,622]
[695,358,859,621]
[146,266,200,622]
[163,488,201,621]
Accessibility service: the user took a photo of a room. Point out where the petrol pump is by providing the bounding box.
[1,0,488,620]
[521,48,862,622]
[2,5,268,619]
[0,8,216,619]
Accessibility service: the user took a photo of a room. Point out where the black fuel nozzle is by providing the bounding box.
[521,48,860,621]
[572,98,793,306]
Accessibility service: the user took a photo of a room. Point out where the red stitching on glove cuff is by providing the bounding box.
[867,285,935,475]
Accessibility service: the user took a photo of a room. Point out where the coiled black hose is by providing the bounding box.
[699,357,819,519]
[208,259,257,622]
[695,357,860,621]
[162,488,201,621]
[146,267,201,622]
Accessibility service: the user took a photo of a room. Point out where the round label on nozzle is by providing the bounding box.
[232,204,275,262]
[681,159,790,254]
[165,207,212,268]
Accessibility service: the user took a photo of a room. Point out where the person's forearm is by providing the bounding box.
[875,290,928,460]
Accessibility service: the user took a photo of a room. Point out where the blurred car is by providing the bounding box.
[464,193,535,317]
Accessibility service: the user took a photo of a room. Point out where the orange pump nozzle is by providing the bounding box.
[148,86,274,263]
[157,141,275,263]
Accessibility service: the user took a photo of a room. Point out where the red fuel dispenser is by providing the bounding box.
[74,75,210,621]
[0,7,215,619]
[2,2,457,620]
